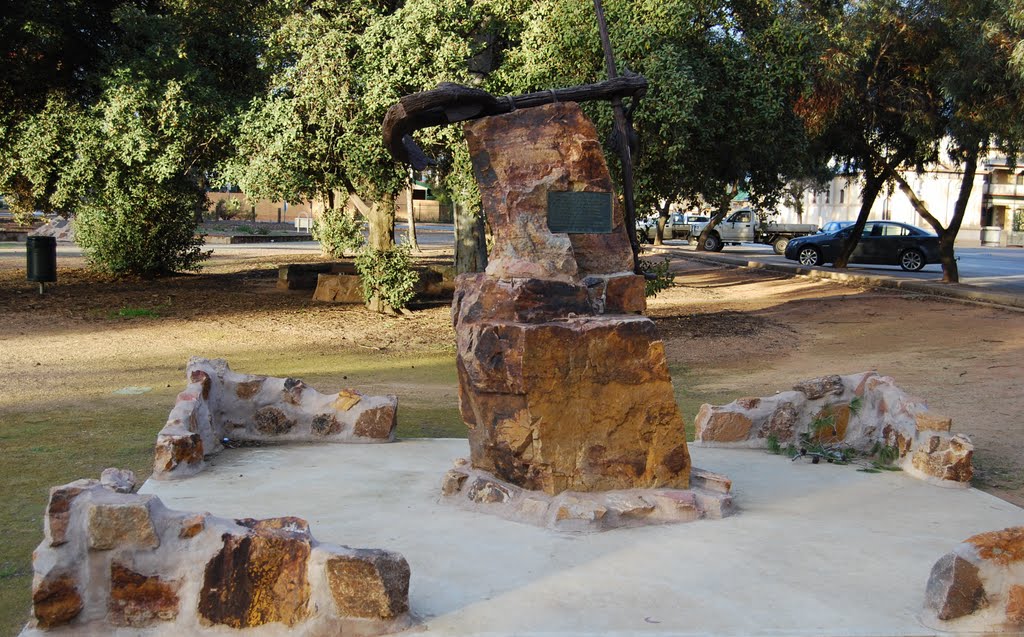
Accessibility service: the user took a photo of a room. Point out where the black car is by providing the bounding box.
[784,221,940,271]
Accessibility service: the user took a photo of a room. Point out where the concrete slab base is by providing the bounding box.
[140,439,1024,636]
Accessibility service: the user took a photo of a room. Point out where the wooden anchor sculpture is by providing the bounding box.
[381,75,646,172]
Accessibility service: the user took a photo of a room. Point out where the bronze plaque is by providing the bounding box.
[546,191,613,234]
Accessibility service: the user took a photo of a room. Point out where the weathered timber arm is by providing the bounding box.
[382,75,647,169]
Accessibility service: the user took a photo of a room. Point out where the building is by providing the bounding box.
[775,151,1024,247]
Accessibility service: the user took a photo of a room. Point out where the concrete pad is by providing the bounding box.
[140,440,1024,636]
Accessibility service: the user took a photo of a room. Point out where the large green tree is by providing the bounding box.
[797,0,946,269]
[225,1,411,250]
[871,0,1024,282]
[1,0,270,275]
[496,0,820,250]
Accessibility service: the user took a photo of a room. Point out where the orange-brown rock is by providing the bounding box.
[696,406,754,443]
[312,273,363,303]
[911,433,974,483]
[601,274,646,314]
[153,432,204,473]
[966,527,1024,565]
[464,102,633,280]
[354,403,398,439]
[457,315,690,495]
[45,479,98,546]
[32,573,82,628]
[87,501,160,550]
[915,411,952,432]
[453,101,690,497]
[109,562,179,626]
[812,404,851,444]
[198,517,312,628]
[1007,585,1024,624]
[179,513,206,539]
[325,550,410,619]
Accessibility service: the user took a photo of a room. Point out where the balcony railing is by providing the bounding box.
[984,183,1024,198]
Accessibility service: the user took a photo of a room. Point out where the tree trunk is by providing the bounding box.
[695,184,738,251]
[454,202,488,273]
[873,144,979,283]
[406,172,420,252]
[653,201,670,246]
[350,194,395,251]
[834,167,884,268]
[936,147,979,283]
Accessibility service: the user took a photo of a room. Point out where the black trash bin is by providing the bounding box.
[26,236,57,289]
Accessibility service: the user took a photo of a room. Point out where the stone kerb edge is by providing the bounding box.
[692,371,973,486]
[440,459,735,532]
[152,357,399,480]
[25,473,414,636]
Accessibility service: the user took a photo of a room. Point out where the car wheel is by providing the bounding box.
[899,248,925,271]
[798,246,822,266]
[702,234,723,252]
[772,237,790,255]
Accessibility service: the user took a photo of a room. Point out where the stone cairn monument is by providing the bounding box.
[384,82,732,531]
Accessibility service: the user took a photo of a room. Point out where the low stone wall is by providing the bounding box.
[923,527,1024,632]
[693,372,973,486]
[23,471,412,636]
[153,357,398,480]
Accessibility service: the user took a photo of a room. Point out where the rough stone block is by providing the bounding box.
[87,502,160,551]
[793,375,844,399]
[109,562,179,626]
[326,551,411,619]
[313,273,364,303]
[966,527,1024,565]
[45,479,98,547]
[32,573,82,629]
[924,553,988,620]
[354,402,398,439]
[198,517,312,628]
[457,315,690,495]
[153,432,204,474]
[441,470,468,496]
[100,468,136,493]
[696,406,754,443]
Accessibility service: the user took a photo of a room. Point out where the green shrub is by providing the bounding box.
[354,245,419,312]
[75,189,206,276]
[640,257,674,297]
[314,208,364,257]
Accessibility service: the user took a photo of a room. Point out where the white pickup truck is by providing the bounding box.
[690,209,818,254]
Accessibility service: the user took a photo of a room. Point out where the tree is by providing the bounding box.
[871,0,1024,282]
[796,0,946,269]
[496,0,820,252]
[1,0,271,275]
[0,0,120,222]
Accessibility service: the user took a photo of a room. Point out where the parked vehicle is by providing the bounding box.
[784,220,940,271]
[819,220,854,234]
[639,213,708,242]
[689,209,819,254]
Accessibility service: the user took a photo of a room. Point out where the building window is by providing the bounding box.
[825,189,830,204]
[839,189,845,204]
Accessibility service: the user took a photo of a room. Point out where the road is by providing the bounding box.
[647,240,1024,296]
[4,222,1023,297]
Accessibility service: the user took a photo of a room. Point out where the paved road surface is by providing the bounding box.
[648,241,1024,296]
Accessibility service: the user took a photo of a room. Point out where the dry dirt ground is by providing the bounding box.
[0,247,1022,632]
